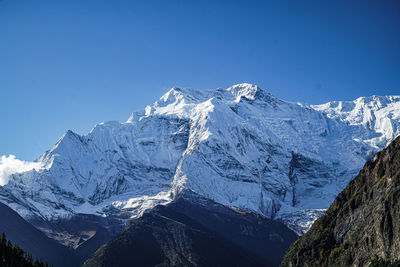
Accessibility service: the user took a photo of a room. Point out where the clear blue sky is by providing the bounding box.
[1,0,399,160]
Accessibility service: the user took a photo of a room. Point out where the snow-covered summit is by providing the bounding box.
[0,84,399,234]
[228,83,262,100]
[312,95,400,149]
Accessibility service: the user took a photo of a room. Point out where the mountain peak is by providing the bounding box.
[1,84,400,236]
[227,83,264,101]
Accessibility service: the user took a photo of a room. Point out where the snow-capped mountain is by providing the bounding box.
[1,84,399,234]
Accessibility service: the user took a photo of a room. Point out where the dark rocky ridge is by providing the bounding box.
[281,136,400,266]
[0,200,124,266]
[0,202,81,267]
[84,190,298,267]
[31,213,124,261]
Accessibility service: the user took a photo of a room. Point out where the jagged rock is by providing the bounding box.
[281,136,400,266]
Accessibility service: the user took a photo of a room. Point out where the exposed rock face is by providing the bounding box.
[30,213,124,261]
[281,136,400,266]
[83,191,298,267]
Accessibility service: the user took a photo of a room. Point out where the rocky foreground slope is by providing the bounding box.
[281,135,400,266]
[1,83,399,240]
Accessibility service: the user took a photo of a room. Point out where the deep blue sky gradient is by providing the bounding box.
[1,0,399,160]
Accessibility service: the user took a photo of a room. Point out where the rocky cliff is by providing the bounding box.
[281,136,400,266]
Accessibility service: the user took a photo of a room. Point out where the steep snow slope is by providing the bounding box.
[312,95,400,149]
[1,84,399,234]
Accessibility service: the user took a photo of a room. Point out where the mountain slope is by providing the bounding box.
[1,84,399,236]
[83,191,298,267]
[312,95,400,148]
[0,202,81,267]
[281,135,400,266]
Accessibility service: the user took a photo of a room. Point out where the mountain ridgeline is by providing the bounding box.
[83,191,298,267]
[281,135,400,266]
[0,202,80,267]
[0,84,399,266]
[1,84,399,240]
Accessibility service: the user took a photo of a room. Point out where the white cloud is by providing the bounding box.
[0,155,44,186]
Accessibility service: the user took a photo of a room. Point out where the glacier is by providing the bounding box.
[1,83,399,234]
